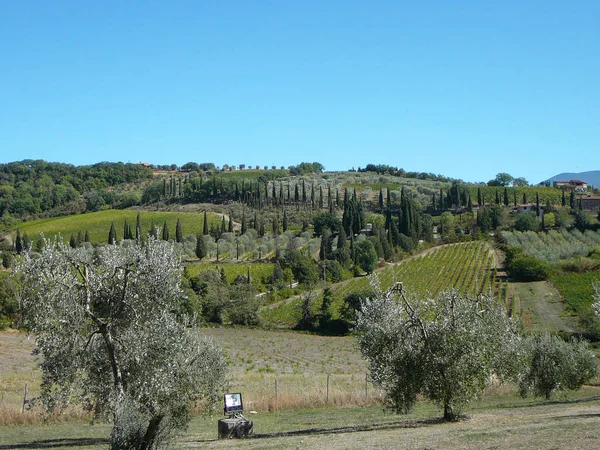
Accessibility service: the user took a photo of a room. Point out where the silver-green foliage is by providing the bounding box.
[356,279,521,420]
[16,237,227,449]
[517,333,596,399]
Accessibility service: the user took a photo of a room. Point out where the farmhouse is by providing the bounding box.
[553,179,588,192]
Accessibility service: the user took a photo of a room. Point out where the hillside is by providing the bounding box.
[543,170,600,187]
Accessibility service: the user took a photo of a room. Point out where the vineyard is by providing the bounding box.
[502,228,600,262]
[327,241,500,314]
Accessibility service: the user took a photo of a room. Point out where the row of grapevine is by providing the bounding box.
[331,241,498,304]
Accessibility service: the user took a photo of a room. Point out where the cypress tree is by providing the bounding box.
[70,234,77,248]
[77,231,83,246]
[495,190,500,205]
[15,229,22,254]
[203,210,209,235]
[302,180,307,204]
[228,215,234,233]
[124,220,129,240]
[241,211,247,235]
[221,216,226,234]
[379,188,384,212]
[162,220,170,241]
[108,223,117,245]
[523,193,527,204]
[477,187,482,207]
[570,191,575,208]
[319,185,324,209]
[541,211,546,230]
[85,230,90,243]
[195,234,205,260]
[272,216,279,235]
[503,188,509,206]
[282,209,288,232]
[136,212,142,241]
[536,192,540,216]
[386,188,391,209]
[513,191,517,207]
[176,218,183,243]
[562,190,566,207]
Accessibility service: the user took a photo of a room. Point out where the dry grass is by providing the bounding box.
[0,327,376,424]
[203,327,380,412]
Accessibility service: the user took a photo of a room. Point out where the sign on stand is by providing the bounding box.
[218,392,253,439]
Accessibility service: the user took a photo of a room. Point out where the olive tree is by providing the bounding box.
[517,333,596,399]
[16,237,227,449]
[356,280,521,421]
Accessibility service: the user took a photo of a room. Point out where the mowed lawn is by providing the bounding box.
[2,328,600,449]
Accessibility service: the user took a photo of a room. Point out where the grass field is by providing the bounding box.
[12,209,222,245]
[3,324,600,448]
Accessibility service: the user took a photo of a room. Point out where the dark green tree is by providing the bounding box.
[203,210,209,235]
[69,234,77,248]
[195,234,206,260]
[241,211,247,235]
[162,220,170,241]
[176,218,183,243]
[108,222,117,245]
[15,229,22,254]
[355,239,378,274]
[136,212,142,241]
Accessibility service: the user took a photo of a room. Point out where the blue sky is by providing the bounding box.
[1,1,598,184]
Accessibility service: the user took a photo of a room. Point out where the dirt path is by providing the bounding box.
[509,281,583,334]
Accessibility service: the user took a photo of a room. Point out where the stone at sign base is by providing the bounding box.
[218,417,253,439]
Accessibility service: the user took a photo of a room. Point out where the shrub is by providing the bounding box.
[514,213,539,232]
[505,247,549,281]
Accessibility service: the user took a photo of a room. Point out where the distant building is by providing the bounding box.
[577,195,600,211]
[553,179,587,192]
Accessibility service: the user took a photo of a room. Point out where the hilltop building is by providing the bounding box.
[553,180,588,192]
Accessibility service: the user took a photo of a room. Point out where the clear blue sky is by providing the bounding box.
[1,1,598,184]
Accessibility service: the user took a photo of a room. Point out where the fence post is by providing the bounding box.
[326,374,330,403]
[22,384,28,413]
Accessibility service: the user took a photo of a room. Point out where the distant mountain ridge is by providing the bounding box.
[542,171,600,188]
